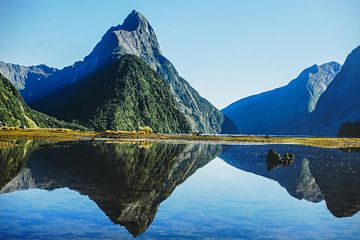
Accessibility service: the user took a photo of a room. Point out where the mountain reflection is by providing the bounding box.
[0,141,221,236]
[220,144,360,218]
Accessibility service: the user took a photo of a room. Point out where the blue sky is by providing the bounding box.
[0,0,359,108]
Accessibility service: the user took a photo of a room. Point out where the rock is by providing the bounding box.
[266,149,295,171]
[266,149,282,162]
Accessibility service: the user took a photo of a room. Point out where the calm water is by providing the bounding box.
[0,140,359,239]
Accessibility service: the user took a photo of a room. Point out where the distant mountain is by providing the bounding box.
[222,62,341,134]
[0,61,57,101]
[311,46,360,135]
[0,73,84,129]
[31,55,191,133]
[3,10,223,133]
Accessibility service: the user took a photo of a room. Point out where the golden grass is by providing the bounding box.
[0,127,97,141]
[0,128,359,148]
[99,132,360,148]
[0,140,16,149]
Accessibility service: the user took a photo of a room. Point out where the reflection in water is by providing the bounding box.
[0,141,221,236]
[1,141,360,238]
[0,140,41,190]
[295,159,323,203]
[220,144,360,218]
[340,147,360,154]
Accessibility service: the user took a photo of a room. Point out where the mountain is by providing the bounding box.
[31,55,191,133]
[3,10,223,133]
[311,46,360,135]
[0,73,84,129]
[0,141,221,236]
[222,62,341,134]
[0,61,58,101]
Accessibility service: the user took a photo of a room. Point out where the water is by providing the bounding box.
[0,140,359,239]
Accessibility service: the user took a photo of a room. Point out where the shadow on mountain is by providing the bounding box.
[0,141,221,237]
[220,144,360,218]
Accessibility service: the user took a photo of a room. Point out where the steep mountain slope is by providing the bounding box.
[6,10,223,133]
[0,73,84,129]
[222,62,341,134]
[31,55,191,133]
[311,46,360,135]
[0,61,57,101]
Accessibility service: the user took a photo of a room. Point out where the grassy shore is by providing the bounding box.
[0,128,359,148]
[0,140,16,149]
[0,127,97,141]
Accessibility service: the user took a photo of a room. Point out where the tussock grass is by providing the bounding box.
[0,140,16,149]
[0,128,96,141]
[0,128,359,148]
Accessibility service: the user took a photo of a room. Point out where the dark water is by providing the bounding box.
[0,140,359,239]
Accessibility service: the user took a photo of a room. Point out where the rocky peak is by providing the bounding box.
[82,10,161,71]
[121,10,151,32]
[286,61,341,113]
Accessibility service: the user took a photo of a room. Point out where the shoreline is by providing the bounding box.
[0,128,359,148]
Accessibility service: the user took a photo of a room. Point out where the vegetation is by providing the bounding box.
[0,140,16,149]
[138,126,154,134]
[0,127,96,141]
[338,121,360,137]
[0,73,86,130]
[0,140,41,189]
[1,128,360,148]
[31,55,192,133]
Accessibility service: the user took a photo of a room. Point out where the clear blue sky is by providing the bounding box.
[0,0,359,108]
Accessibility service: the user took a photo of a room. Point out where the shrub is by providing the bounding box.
[139,126,154,134]
[338,121,360,137]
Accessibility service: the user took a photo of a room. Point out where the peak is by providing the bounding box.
[121,10,149,31]
[301,64,319,75]
[319,61,341,71]
[300,61,341,76]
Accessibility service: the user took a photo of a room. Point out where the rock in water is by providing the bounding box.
[266,149,295,171]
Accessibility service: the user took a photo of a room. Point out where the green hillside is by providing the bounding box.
[0,73,85,129]
[32,55,191,133]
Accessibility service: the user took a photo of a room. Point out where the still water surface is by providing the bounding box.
[0,141,359,239]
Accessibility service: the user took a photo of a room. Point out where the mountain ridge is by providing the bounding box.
[222,61,341,134]
[311,46,360,135]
